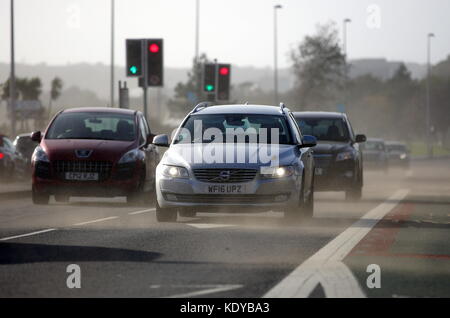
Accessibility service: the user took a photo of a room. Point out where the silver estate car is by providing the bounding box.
[152,103,317,222]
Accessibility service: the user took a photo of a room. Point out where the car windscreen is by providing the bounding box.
[46,112,136,141]
[295,117,350,142]
[174,114,294,145]
[387,145,407,152]
[362,141,385,151]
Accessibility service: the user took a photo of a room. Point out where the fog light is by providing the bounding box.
[166,194,178,201]
[275,195,287,202]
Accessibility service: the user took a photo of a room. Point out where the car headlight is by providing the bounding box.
[260,166,295,179]
[32,146,49,163]
[400,153,407,160]
[118,149,141,164]
[336,151,354,161]
[162,165,189,179]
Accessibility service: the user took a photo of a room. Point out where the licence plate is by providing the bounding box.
[65,172,99,181]
[315,168,324,176]
[206,184,246,194]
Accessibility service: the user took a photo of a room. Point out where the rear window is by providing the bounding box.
[295,117,350,142]
[46,112,136,141]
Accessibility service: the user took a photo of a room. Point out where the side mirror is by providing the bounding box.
[300,135,317,148]
[153,134,170,147]
[31,131,42,143]
[146,133,156,146]
[355,134,366,143]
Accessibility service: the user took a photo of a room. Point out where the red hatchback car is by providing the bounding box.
[30,107,159,205]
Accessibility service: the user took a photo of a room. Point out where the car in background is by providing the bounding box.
[386,141,410,169]
[152,103,317,222]
[13,133,39,175]
[0,134,27,180]
[31,107,160,205]
[293,112,366,200]
[361,138,389,172]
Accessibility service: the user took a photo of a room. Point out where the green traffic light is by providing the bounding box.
[205,84,215,92]
[130,66,138,74]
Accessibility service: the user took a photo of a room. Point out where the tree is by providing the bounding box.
[168,53,211,114]
[1,77,42,100]
[290,22,346,108]
[48,77,63,117]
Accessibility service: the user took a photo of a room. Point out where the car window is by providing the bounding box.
[2,137,14,151]
[174,114,294,145]
[46,112,137,141]
[362,142,385,151]
[295,117,350,142]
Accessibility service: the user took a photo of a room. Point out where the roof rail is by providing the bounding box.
[191,101,214,114]
[244,101,249,105]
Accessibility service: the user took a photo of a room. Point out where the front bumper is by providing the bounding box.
[32,160,142,197]
[156,173,302,211]
[313,156,356,191]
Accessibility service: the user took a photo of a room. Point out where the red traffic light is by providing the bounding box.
[149,43,160,53]
[219,67,229,76]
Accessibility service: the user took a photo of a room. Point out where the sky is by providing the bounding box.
[0,0,449,68]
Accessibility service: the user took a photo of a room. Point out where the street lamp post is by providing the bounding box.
[343,18,351,58]
[110,0,115,108]
[10,0,16,136]
[342,18,351,109]
[426,33,435,158]
[273,4,282,105]
[195,0,201,102]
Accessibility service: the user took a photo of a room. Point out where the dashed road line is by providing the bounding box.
[263,188,410,298]
[128,208,156,215]
[0,228,57,241]
[164,284,243,298]
[186,223,235,229]
[72,216,119,226]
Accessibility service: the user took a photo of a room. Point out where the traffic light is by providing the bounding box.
[146,39,163,86]
[203,64,216,93]
[126,39,142,77]
[217,64,231,101]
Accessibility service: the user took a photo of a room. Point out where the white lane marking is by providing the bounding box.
[186,223,235,229]
[73,216,118,226]
[129,208,156,215]
[164,284,243,298]
[264,189,410,298]
[0,228,57,241]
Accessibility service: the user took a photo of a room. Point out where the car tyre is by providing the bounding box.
[156,202,178,223]
[32,188,50,205]
[346,169,363,201]
[284,174,314,221]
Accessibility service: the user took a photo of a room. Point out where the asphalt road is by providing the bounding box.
[0,159,449,298]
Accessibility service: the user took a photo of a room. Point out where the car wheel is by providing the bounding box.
[32,188,50,205]
[127,174,145,205]
[54,194,69,203]
[156,202,178,223]
[284,174,313,221]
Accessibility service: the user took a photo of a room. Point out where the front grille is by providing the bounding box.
[193,169,257,183]
[165,193,289,204]
[53,160,112,181]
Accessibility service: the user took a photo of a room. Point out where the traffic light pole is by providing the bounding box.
[142,39,149,121]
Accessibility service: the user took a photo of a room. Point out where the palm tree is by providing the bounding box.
[48,77,63,118]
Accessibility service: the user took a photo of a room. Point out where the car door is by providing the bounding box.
[288,113,314,191]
